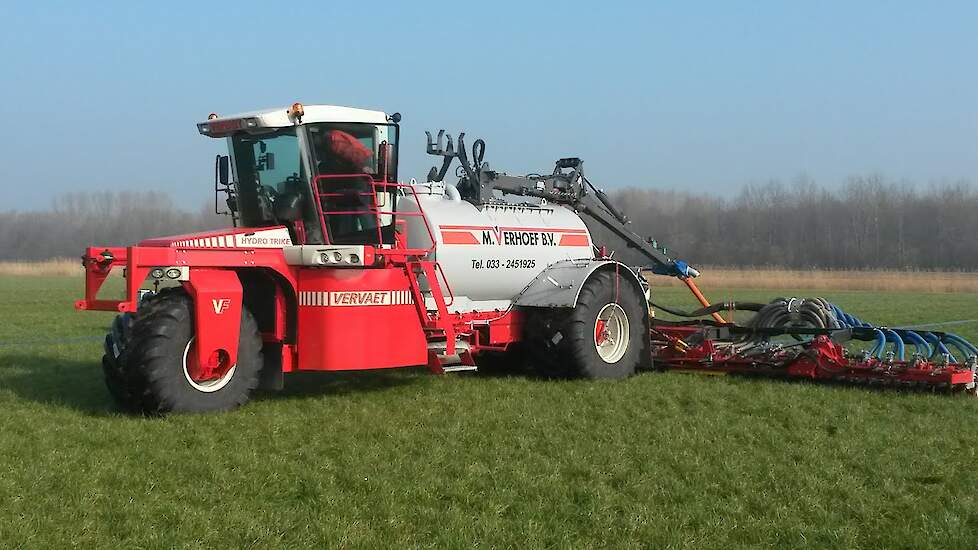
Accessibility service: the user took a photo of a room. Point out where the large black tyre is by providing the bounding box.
[103,287,263,414]
[553,269,648,379]
[102,312,134,408]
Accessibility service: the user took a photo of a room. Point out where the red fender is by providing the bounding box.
[183,269,243,380]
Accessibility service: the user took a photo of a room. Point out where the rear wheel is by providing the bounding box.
[556,269,648,379]
[103,287,263,414]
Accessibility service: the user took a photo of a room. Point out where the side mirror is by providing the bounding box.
[214,155,235,217]
[217,155,230,186]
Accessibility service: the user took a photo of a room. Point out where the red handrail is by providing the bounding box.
[312,175,438,258]
[433,261,455,307]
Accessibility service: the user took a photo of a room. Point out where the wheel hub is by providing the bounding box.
[594,303,629,363]
[182,338,236,393]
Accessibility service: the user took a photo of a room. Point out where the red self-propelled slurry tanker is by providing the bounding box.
[77,103,978,413]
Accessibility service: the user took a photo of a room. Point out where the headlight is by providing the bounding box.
[333,252,343,262]
[165,268,182,279]
[349,254,360,264]
[150,268,165,279]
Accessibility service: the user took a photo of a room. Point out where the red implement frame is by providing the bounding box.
[650,324,977,391]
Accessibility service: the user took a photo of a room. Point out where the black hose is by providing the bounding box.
[472,139,485,171]
[581,175,629,224]
[650,318,727,327]
[741,297,843,342]
[650,300,766,318]
[455,133,478,184]
[595,189,629,224]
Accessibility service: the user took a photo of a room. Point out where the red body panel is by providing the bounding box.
[138,226,291,248]
[296,268,428,371]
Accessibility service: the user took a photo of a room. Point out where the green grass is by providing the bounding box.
[1,276,978,548]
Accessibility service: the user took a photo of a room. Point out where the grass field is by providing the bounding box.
[2,276,978,548]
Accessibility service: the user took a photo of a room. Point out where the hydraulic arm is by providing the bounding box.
[425,131,696,278]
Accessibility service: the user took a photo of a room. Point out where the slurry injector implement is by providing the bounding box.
[76,103,978,413]
[650,298,978,391]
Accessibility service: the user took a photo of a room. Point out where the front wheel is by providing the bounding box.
[105,287,263,414]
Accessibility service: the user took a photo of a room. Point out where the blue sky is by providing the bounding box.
[1,1,975,211]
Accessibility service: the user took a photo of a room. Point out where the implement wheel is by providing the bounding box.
[103,287,262,414]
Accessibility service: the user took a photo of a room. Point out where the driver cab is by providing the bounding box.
[215,106,399,247]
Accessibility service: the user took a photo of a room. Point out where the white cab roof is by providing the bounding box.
[198,104,388,137]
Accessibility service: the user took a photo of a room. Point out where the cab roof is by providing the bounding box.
[197,104,389,138]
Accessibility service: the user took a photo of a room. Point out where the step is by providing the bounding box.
[441,365,478,373]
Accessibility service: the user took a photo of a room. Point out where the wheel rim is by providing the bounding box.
[182,337,236,393]
[594,303,629,363]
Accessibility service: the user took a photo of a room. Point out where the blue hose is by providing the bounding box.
[942,338,972,363]
[900,330,932,358]
[922,331,956,362]
[826,302,978,363]
[868,328,887,357]
[881,329,905,360]
[943,333,978,359]
[831,305,870,328]
[947,333,978,356]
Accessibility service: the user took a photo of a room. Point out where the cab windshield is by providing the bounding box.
[229,127,304,228]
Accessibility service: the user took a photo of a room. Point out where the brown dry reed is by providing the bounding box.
[650,267,978,293]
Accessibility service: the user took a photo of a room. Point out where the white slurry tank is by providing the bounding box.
[397,182,595,303]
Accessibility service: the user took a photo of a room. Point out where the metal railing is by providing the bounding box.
[312,174,437,257]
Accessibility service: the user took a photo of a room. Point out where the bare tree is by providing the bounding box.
[612,177,978,270]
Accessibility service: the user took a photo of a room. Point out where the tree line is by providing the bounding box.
[612,176,978,270]
[2,178,976,270]
[0,191,226,261]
